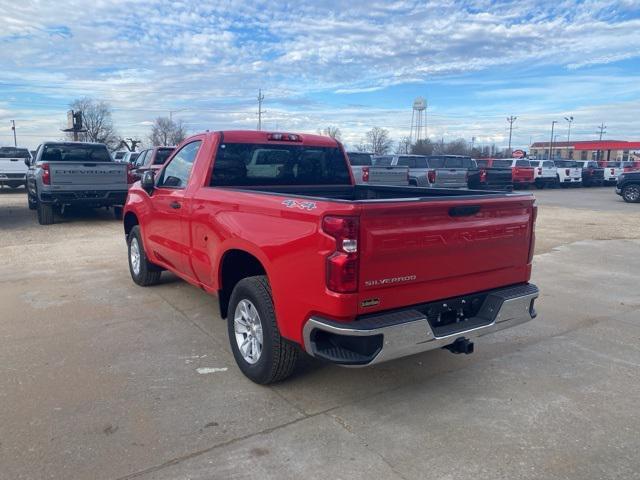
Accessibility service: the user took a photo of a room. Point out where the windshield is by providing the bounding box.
[515,160,530,167]
[154,148,175,165]
[606,161,622,167]
[0,147,30,159]
[492,160,512,168]
[477,159,489,167]
[114,151,126,160]
[347,152,372,166]
[41,143,111,162]
[210,143,351,186]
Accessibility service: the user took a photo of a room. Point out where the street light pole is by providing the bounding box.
[564,116,574,142]
[549,121,557,160]
[11,120,17,146]
[506,116,517,153]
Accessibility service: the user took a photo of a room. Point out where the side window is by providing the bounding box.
[414,157,428,168]
[158,141,201,189]
[135,151,148,167]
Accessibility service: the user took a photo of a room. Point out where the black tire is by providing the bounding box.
[535,182,544,189]
[127,225,162,286]
[36,201,54,225]
[27,194,37,210]
[622,184,640,203]
[113,206,123,220]
[227,276,298,384]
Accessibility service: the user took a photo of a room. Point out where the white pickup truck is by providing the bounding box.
[554,160,582,187]
[0,147,30,189]
[603,161,624,185]
[529,160,557,189]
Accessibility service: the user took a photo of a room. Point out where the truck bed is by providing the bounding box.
[221,184,523,202]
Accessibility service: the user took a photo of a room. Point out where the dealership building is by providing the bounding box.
[529,140,640,162]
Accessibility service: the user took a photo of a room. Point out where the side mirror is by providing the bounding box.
[141,170,155,194]
[24,158,31,167]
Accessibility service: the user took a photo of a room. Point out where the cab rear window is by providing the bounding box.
[210,143,351,186]
[40,144,111,162]
[347,153,372,166]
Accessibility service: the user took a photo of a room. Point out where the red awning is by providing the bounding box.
[573,141,640,151]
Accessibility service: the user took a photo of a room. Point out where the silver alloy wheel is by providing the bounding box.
[233,299,263,364]
[130,237,141,275]
[624,185,640,202]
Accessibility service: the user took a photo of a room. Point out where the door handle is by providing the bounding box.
[169,201,181,209]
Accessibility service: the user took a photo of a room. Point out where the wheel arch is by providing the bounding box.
[124,211,139,236]
[218,249,268,319]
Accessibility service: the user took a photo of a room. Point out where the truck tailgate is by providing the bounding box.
[369,166,408,185]
[49,162,128,188]
[357,196,534,314]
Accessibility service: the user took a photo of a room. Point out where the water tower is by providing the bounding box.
[410,97,427,143]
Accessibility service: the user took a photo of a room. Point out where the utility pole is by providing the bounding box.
[10,120,17,147]
[257,89,265,131]
[597,122,607,140]
[549,120,557,160]
[506,116,517,153]
[596,122,607,161]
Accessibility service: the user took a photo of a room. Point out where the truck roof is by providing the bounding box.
[215,130,340,147]
[42,141,109,147]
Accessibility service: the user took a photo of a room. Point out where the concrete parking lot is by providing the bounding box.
[1,186,639,480]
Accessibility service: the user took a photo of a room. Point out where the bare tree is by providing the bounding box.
[445,138,469,156]
[149,117,187,146]
[365,127,393,155]
[69,97,119,149]
[411,138,434,155]
[319,126,342,140]
[396,136,411,154]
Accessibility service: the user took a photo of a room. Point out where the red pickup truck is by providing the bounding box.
[123,131,539,383]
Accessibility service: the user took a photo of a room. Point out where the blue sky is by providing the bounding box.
[1,0,640,150]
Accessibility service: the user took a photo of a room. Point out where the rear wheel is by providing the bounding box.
[622,184,640,203]
[227,276,298,384]
[127,226,162,286]
[36,201,54,225]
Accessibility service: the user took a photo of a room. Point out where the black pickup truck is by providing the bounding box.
[616,171,640,203]
[468,159,514,191]
[577,161,605,187]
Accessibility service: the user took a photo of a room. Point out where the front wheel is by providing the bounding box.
[127,225,162,286]
[227,276,298,384]
[27,194,37,210]
[622,184,640,203]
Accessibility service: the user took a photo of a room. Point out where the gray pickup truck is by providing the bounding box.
[346,151,409,185]
[374,154,471,188]
[26,142,130,225]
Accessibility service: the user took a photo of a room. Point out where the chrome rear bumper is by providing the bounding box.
[303,283,539,366]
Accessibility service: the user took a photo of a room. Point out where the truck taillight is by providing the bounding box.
[322,216,359,293]
[127,164,136,184]
[479,170,487,182]
[611,168,615,175]
[565,169,570,176]
[538,167,542,175]
[528,202,537,264]
[427,170,436,183]
[41,163,50,185]
[362,166,369,182]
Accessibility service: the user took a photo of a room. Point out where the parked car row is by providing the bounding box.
[346,153,639,192]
